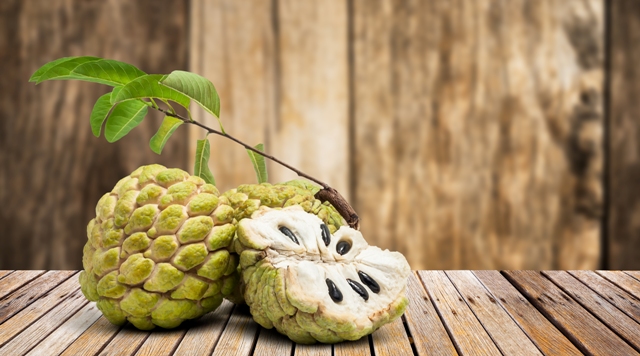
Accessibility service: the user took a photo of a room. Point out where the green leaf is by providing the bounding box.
[104,100,148,143]
[159,71,223,130]
[110,86,122,105]
[89,93,113,137]
[149,116,183,154]
[70,59,146,86]
[30,56,102,83]
[113,74,190,109]
[194,139,216,185]
[247,143,268,184]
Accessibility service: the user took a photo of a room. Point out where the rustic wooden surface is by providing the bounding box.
[2,270,640,355]
[607,0,640,270]
[0,0,190,270]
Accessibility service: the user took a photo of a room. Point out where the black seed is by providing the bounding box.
[336,240,351,255]
[279,226,299,245]
[358,271,380,293]
[321,224,331,246]
[347,279,369,301]
[326,278,343,302]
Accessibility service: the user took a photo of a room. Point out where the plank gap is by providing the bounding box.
[400,315,419,356]
[501,271,591,355]
[542,271,640,352]
[0,271,14,281]
[417,273,463,356]
[443,271,505,354]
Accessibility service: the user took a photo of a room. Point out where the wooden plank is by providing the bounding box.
[294,343,331,356]
[446,271,541,355]
[504,270,638,355]
[26,302,102,356]
[0,288,87,355]
[370,318,413,356]
[626,271,640,282]
[212,305,259,356]
[60,317,122,356]
[0,271,13,281]
[98,327,150,356]
[418,271,501,356]
[0,270,76,324]
[0,0,189,270]
[473,271,582,356]
[402,273,457,356]
[253,328,293,356]
[0,274,79,345]
[597,270,640,298]
[0,270,45,299]
[270,0,349,194]
[569,270,640,323]
[134,329,186,356]
[188,0,275,193]
[333,335,370,356]
[607,0,640,270]
[543,270,640,351]
[173,300,235,356]
[353,0,604,270]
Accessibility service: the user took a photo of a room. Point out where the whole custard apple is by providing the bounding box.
[79,164,240,330]
[224,182,411,344]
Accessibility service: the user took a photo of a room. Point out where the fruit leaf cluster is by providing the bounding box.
[30,56,268,185]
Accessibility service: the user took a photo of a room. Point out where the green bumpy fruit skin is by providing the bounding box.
[223,181,409,344]
[80,165,238,330]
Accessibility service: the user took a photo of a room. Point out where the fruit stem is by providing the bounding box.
[155,107,361,229]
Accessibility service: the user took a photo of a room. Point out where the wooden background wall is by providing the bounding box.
[1,0,638,271]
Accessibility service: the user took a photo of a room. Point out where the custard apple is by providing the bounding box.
[226,183,411,344]
[79,164,240,330]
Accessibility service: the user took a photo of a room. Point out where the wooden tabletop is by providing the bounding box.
[1,270,639,355]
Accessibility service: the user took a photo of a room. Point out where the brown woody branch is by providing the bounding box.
[154,106,360,229]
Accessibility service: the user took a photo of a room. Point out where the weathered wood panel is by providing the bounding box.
[269,0,350,196]
[353,0,604,269]
[189,0,275,193]
[607,0,640,269]
[0,0,189,270]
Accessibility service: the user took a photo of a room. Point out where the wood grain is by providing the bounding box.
[0,270,76,324]
[402,273,457,356]
[60,317,122,356]
[188,0,275,193]
[0,289,86,355]
[353,0,603,270]
[627,271,640,282]
[370,318,413,356]
[294,343,332,356]
[270,0,350,196]
[212,305,259,356]
[607,0,640,270]
[0,274,79,345]
[504,270,637,355]
[0,0,189,270]
[333,335,370,356]
[0,271,13,281]
[25,302,102,356]
[473,270,582,356]
[134,329,187,356]
[173,300,235,356]
[596,270,640,298]
[98,327,150,356]
[0,270,45,299]
[418,271,501,355]
[543,270,640,351]
[569,270,640,323]
[446,271,541,355]
[253,328,293,356]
